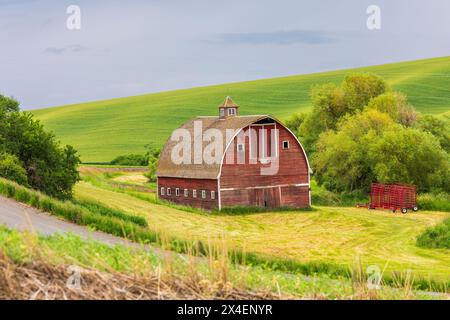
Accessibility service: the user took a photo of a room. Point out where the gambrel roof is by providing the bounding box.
[156,115,271,179]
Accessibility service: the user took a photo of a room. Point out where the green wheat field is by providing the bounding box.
[32,56,450,163]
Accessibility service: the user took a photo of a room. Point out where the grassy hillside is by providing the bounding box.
[32,56,450,162]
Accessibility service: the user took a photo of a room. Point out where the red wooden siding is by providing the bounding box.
[220,122,310,208]
[158,177,218,210]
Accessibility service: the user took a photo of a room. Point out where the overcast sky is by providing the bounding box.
[1,0,449,109]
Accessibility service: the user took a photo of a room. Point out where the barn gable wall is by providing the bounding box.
[219,122,310,208]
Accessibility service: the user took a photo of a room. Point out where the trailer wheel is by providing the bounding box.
[401,208,408,214]
[413,206,418,212]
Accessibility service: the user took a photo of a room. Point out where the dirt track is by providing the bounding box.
[0,195,140,248]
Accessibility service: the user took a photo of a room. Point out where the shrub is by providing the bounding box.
[416,218,450,249]
[0,152,28,185]
[417,193,450,212]
[110,154,148,166]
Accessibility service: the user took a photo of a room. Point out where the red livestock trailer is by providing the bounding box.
[368,183,418,214]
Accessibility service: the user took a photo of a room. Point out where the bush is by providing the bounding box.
[416,218,450,249]
[311,188,367,207]
[110,154,148,166]
[144,146,160,182]
[0,152,28,185]
[417,193,450,212]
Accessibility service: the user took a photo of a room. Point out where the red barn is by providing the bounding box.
[156,97,311,210]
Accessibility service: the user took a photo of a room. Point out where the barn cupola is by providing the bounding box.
[218,96,239,119]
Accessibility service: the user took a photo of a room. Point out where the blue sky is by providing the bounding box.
[0,0,449,109]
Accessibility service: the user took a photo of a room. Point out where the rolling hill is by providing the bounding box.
[32,56,450,162]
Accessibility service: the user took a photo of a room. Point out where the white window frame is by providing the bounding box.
[175,188,180,196]
[160,187,165,196]
[184,189,189,197]
[211,191,215,200]
[237,143,245,153]
[228,108,236,116]
[219,108,225,117]
[201,190,206,199]
[192,189,197,198]
[283,140,290,149]
[167,188,171,196]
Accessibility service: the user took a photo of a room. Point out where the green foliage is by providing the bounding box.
[416,217,450,249]
[0,152,28,185]
[297,73,389,154]
[417,193,450,212]
[0,97,80,199]
[311,180,367,206]
[366,92,418,126]
[110,154,148,166]
[313,110,394,192]
[414,114,450,153]
[314,109,449,193]
[368,129,449,192]
[0,94,19,113]
[341,73,389,111]
[144,146,160,182]
[285,112,306,137]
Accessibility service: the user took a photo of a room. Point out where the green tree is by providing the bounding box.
[366,92,418,127]
[313,109,395,192]
[144,146,161,182]
[297,73,389,154]
[285,112,306,137]
[0,94,19,113]
[314,109,449,193]
[0,94,80,199]
[369,128,449,192]
[414,114,450,153]
[342,73,389,111]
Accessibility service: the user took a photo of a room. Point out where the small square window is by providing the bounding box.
[201,190,206,199]
[237,143,245,153]
[184,189,189,197]
[192,189,197,198]
[228,108,235,116]
[160,187,165,196]
[283,141,289,149]
[175,188,180,196]
[211,191,215,200]
[167,188,171,196]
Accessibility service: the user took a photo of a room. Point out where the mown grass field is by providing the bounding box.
[2,226,445,299]
[32,56,450,162]
[74,169,450,283]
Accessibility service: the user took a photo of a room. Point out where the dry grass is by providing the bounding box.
[0,252,279,300]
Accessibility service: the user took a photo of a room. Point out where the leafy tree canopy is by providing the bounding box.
[0,94,80,199]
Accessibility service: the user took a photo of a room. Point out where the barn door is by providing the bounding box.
[249,188,280,208]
